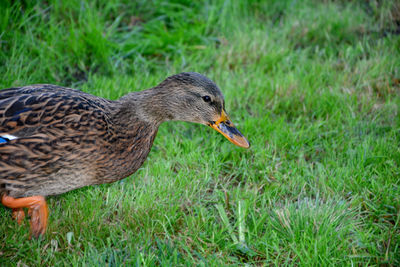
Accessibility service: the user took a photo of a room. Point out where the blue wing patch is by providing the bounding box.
[0,134,18,143]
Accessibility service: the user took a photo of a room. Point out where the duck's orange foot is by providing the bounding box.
[1,194,48,238]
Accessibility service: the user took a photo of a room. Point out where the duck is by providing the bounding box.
[0,72,249,238]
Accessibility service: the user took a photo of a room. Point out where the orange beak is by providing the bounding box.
[209,110,250,148]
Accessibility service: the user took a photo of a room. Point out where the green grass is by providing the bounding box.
[1,0,399,265]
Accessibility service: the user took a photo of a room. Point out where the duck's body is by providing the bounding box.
[0,72,249,238]
[0,84,158,198]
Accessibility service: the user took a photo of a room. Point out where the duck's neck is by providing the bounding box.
[116,86,176,126]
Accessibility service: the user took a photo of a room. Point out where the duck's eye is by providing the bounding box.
[202,96,211,103]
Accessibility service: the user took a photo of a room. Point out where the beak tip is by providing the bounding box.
[239,138,250,149]
[245,141,251,149]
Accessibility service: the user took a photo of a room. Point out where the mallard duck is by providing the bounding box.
[0,72,249,238]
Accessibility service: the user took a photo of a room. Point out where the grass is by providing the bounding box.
[0,0,399,265]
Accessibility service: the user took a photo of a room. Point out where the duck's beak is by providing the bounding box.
[208,110,250,148]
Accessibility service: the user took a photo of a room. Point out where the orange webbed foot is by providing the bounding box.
[2,194,48,238]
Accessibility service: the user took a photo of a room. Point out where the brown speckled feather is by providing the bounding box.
[0,84,158,198]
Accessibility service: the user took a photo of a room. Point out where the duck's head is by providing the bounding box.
[152,72,250,148]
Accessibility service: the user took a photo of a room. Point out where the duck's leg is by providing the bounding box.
[1,194,48,238]
[12,208,25,224]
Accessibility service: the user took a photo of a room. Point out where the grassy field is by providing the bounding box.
[1,0,399,265]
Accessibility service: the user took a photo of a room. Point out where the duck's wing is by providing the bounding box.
[0,85,112,135]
